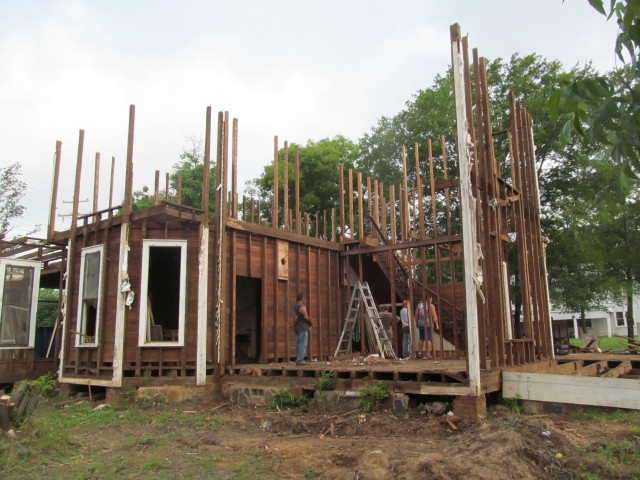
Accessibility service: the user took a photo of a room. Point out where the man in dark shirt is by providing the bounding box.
[293,292,312,365]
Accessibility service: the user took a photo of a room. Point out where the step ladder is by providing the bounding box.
[334,281,397,359]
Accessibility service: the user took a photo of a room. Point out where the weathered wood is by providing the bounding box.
[503,371,640,409]
[273,137,279,229]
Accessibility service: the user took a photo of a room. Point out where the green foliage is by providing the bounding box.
[269,389,309,409]
[0,162,28,235]
[28,372,57,396]
[551,0,640,178]
[502,394,522,414]
[248,136,359,230]
[357,383,387,412]
[36,289,58,327]
[314,370,335,391]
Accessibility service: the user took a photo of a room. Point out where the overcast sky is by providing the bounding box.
[0,0,620,237]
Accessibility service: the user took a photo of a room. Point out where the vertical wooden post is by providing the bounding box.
[93,152,100,218]
[451,24,481,395]
[232,118,238,219]
[348,169,354,237]
[331,207,336,242]
[415,143,426,238]
[197,105,212,385]
[390,186,397,244]
[380,182,386,240]
[338,163,345,240]
[165,173,170,201]
[47,141,62,241]
[154,170,160,205]
[283,141,289,231]
[113,105,136,387]
[273,136,279,229]
[109,156,115,210]
[177,177,182,205]
[357,172,364,240]
[402,145,410,240]
[295,146,300,234]
[373,179,379,228]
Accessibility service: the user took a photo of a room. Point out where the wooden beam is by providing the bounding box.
[273,136,279,229]
[341,234,462,256]
[47,141,62,241]
[283,141,289,231]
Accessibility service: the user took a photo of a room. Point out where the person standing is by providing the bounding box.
[400,300,411,358]
[425,296,440,358]
[293,292,312,365]
[415,299,427,358]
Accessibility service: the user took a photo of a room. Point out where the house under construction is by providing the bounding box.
[0,24,559,418]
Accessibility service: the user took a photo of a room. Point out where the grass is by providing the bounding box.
[569,409,640,479]
[1,399,228,480]
[569,335,638,351]
[269,389,310,409]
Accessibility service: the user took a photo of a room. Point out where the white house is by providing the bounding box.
[550,296,640,341]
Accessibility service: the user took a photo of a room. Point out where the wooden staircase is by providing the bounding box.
[357,218,466,351]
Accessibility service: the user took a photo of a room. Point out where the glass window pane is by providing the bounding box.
[82,252,101,300]
[0,266,35,346]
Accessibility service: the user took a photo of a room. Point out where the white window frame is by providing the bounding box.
[0,259,40,349]
[138,239,187,347]
[616,311,626,328]
[75,245,104,347]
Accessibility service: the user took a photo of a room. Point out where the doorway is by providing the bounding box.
[235,276,261,363]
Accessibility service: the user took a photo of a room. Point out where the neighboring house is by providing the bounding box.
[550,297,640,340]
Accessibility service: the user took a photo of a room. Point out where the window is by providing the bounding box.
[616,311,625,327]
[139,240,186,346]
[0,260,40,348]
[76,246,104,346]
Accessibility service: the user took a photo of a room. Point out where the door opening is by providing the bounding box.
[235,276,261,363]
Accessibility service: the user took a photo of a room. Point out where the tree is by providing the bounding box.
[550,0,640,178]
[0,162,27,235]
[249,136,359,230]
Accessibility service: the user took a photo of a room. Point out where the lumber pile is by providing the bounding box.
[614,335,640,352]
[0,381,42,432]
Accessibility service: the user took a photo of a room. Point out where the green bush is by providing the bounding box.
[503,394,522,414]
[314,370,335,391]
[29,372,57,396]
[357,383,387,412]
[269,389,309,409]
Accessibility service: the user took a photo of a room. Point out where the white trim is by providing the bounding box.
[451,30,482,396]
[196,226,209,385]
[138,239,187,347]
[112,224,130,387]
[0,259,40,349]
[75,245,104,347]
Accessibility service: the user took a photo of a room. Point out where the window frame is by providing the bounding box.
[0,259,40,349]
[616,311,626,328]
[138,239,187,347]
[75,245,105,347]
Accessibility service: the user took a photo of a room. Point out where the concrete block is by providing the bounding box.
[309,390,360,413]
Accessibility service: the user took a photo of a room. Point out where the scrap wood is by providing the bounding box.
[210,402,236,412]
[614,335,640,345]
[445,416,458,430]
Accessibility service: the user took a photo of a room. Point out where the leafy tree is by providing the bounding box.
[0,162,27,235]
[248,136,359,230]
[550,0,640,178]
[36,288,59,327]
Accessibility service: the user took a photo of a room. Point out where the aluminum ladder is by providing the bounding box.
[334,281,397,359]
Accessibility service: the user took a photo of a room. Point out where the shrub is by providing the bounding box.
[269,389,309,409]
[315,370,335,391]
[357,383,387,412]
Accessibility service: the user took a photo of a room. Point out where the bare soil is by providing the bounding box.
[4,396,640,480]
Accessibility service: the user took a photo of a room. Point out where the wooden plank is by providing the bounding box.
[503,371,640,409]
[601,361,633,378]
[341,235,462,256]
[348,169,354,238]
[225,218,340,250]
[450,24,481,395]
[338,163,345,240]
[272,136,279,229]
[283,141,289,231]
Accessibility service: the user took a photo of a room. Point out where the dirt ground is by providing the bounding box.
[4,393,640,480]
